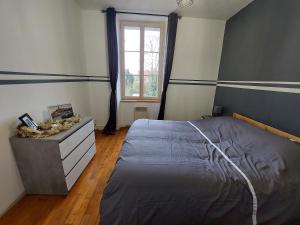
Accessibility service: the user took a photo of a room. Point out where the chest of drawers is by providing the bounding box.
[10,117,96,195]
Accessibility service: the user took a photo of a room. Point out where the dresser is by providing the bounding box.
[10,117,96,195]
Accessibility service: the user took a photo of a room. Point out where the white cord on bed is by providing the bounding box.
[187,121,258,225]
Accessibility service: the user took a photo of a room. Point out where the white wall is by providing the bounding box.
[81,11,111,128]
[0,0,89,215]
[165,17,225,120]
[81,11,225,126]
[172,18,225,81]
[0,0,85,74]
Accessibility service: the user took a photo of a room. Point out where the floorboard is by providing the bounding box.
[0,128,128,225]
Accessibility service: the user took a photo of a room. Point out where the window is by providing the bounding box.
[120,21,165,101]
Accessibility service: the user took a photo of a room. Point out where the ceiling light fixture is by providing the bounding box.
[176,0,194,8]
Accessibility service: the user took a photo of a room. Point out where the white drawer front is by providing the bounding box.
[65,143,96,191]
[62,132,95,175]
[59,120,94,159]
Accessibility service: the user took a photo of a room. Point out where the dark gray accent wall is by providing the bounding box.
[215,0,300,136]
[215,87,300,136]
[219,0,300,82]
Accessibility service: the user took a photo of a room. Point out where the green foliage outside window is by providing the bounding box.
[125,68,158,97]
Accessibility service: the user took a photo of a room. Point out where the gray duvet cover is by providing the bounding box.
[100,117,300,225]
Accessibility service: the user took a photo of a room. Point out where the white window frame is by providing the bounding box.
[120,20,165,102]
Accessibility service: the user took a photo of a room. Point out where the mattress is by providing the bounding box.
[100,117,300,225]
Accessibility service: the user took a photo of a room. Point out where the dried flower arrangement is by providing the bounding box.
[16,116,81,138]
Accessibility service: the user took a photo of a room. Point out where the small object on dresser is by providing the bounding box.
[48,103,74,121]
[16,116,81,138]
[18,113,40,130]
[212,105,223,117]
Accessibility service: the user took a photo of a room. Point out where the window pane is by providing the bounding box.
[125,75,140,97]
[124,26,140,51]
[144,52,159,76]
[144,27,160,52]
[125,52,140,75]
[144,75,158,97]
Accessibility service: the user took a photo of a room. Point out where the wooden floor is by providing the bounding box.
[0,129,128,225]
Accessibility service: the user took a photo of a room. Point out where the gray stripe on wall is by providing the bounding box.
[89,79,110,82]
[168,79,300,89]
[170,78,217,82]
[0,79,110,85]
[217,84,300,94]
[169,82,216,86]
[1,70,298,91]
[0,70,110,85]
[0,70,108,79]
[218,82,300,89]
[218,80,300,85]
[169,78,217,86]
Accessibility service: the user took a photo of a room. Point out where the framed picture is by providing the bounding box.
[48,104,74,121]
[18,113,39,130]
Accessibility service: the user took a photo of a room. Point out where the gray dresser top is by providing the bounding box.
[11,117,93,143]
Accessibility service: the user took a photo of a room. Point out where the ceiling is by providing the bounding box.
[76,0,255,20]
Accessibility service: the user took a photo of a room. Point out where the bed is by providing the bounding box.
[100,115,300,225]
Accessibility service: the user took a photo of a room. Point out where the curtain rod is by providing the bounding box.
[101,10,182,19]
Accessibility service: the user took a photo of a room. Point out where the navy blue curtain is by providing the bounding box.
[103,8,118,134]
[158,12,178,120]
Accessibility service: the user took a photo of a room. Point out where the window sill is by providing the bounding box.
[120,99,160,103]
